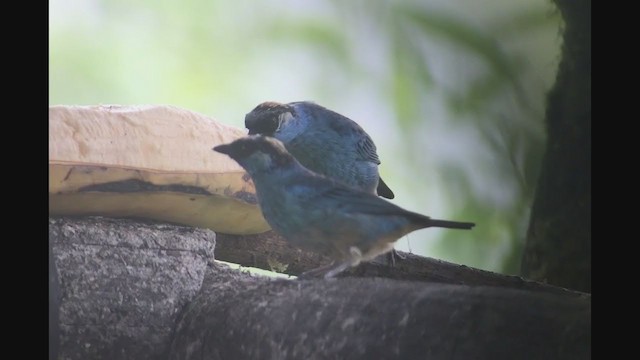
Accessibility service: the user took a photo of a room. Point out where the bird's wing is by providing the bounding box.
[324,187,408,216]
[355,135,381,165]
[317,105,381,165]
[293,177,408,217]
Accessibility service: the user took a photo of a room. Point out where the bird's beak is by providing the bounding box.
[213,144,232,155]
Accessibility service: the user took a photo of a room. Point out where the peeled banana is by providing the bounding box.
[49,104,270,235]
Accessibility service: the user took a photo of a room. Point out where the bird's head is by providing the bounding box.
[213,135,295,174]
[245,101,295,136]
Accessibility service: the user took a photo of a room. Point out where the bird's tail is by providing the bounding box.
[426,218,475,230]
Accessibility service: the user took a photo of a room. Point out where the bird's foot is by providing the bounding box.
[299,260,353,280]
[299,261,336,279]
[384,248,406,266]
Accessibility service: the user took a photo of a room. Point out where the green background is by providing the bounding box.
[50,0,562,274]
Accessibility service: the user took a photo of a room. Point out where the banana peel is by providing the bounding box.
[49,104,271,235]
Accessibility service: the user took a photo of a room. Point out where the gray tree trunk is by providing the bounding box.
[50,216,590,360]
[50,217,215,360]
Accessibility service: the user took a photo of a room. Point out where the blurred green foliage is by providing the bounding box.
[50,0,561,274]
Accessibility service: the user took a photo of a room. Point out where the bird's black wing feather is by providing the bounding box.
[356,135,381,165]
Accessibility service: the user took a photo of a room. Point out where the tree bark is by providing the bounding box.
[215,232,587,298]
[522,0,591,292]
[50,216,590,360]
[50,236,61,360]
[49,217,216,360]
[171,269,590,360]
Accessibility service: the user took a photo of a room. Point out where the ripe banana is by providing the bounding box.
[49,104,270,235]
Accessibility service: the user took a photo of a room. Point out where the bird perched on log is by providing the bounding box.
[245,101,395,199]
[214,135,475,279]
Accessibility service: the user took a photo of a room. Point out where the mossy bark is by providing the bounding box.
[522,0,591,292]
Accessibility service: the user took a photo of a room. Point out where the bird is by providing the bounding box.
[213,135,475,279]
[244,101,395,199]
